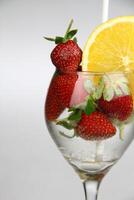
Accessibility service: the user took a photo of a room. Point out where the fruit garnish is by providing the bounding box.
[44,18,134,142]
[45,78,64,121]
[53,74,78,108]
[45,73,77,121]
[45,20,82,74]
[75,112,116,140]
[82,16,134,72]
[98,95,133,121]
[56,79,118,140]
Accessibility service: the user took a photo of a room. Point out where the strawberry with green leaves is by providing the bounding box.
[45,20,82,74]
[75,111,116,140]
[45,20,81,121]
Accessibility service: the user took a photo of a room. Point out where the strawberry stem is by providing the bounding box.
[73,37,77,43]
[64,19,74,38]
[44,37,55,41]
[44,19,77,44]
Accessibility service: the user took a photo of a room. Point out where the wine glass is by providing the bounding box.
[45,70,134,200]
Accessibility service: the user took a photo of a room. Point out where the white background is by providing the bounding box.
[0,0,134,199]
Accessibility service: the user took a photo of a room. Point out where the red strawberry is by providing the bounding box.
[45,73,77,120]
[75,112,116,140]
[54,74,78,107]
[45,78,64,121]
[51,40,82,74]
[45,19,82,74]
[98,95,133,121]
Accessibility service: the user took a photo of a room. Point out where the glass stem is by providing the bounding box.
[83,179,101,200]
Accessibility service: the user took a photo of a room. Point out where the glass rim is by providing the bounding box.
[77,70,133,75]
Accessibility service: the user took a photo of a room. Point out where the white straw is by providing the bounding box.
[95,0,110,162]
[102,0,109,22]
[95,141,105,162]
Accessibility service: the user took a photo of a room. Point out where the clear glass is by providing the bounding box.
[45,71,134,200]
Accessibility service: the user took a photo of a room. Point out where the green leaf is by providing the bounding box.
[73,37,77,43]
[64,19,74,38]
[68,109,82,121]
[84,97,96,115]
[44,37,55,42]
[44,36,65,44]
[68,107,76,112]
[55,36,64,44]
[56,120,73,130]
[66,29,78,40]
[53,70,59,78]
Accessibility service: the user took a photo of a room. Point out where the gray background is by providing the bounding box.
[0,0,134,199]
